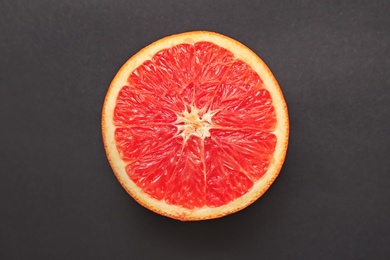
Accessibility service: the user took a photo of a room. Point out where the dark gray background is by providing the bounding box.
[1,0,389,259]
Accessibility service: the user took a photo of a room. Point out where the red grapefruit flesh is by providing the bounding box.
[102,31,289,221]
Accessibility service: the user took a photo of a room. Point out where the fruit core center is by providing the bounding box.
[174,105,215,141]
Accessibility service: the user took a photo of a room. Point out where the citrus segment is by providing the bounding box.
[102,31,289,221]
[164,136,206,209]
[204,135,254,207]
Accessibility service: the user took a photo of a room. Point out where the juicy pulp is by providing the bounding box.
[113,42,277,209]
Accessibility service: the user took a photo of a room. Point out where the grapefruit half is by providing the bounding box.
[102,31,289,221]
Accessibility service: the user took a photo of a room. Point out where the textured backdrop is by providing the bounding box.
[1,0,389,259]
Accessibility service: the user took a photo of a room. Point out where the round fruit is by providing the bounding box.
[102,31,289,221]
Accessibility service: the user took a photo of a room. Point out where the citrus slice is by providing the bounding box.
[102,31,289,221]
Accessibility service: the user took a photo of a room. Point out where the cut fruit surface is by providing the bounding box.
[102,31,289,221]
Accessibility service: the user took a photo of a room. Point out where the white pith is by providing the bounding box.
[174,105,218,141]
